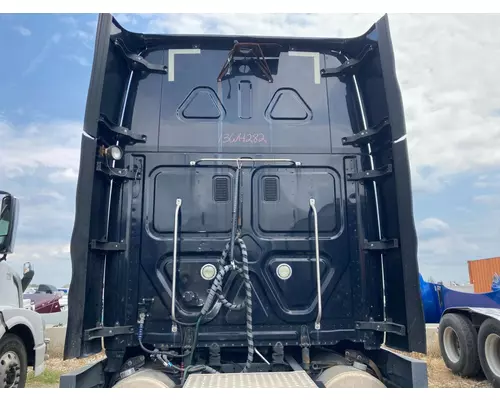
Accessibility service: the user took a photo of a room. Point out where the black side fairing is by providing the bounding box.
[64,13,426,360]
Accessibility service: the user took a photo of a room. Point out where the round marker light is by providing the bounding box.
[276,263,292,280]
[201,264,217,281]
[105,145,123,161]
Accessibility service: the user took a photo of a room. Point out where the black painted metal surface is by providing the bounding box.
[64,13,426,360]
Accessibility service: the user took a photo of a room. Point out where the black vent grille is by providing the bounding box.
[263,176,279,202]
[213,176,230,202]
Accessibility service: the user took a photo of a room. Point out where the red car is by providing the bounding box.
[23,284,62,313]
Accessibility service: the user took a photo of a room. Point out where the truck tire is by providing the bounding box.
[477,318,500,388]
[438,313,481,377]
[0,333,28,388]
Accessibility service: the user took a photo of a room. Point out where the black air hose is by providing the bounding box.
[199,237,254,373]
[176,163,254,375]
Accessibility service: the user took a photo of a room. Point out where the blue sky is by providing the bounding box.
[0,13,499,286]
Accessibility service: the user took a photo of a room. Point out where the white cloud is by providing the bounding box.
[417,216,480,282]
[7,242,72,285]
[71,30,94,49]
[0,120,82,176]
[419,234,479,257]
[416,212,500,283]
[417,217,478,269]
[0,119,82,284]
[38,190,66,202]
[115,13,138,26]
[14,25,31,36]
[48,168,79,183]
[418,217,450,232]
[60,15,95,49]
[146,13,379,37]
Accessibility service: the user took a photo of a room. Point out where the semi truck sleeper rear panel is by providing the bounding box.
[62,13,426,388]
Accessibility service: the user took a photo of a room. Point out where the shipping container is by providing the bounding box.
[468,257,500,293]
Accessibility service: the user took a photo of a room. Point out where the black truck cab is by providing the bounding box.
[61,13,427,388]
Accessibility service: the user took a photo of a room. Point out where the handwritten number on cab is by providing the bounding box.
[223,133,267,145]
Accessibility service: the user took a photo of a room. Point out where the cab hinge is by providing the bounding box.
[346,164,392,182]
[113,39,167,75]
[321,45,376,78]
[96,161,138,181]
[342,118,390,147]
[98,116,147,145]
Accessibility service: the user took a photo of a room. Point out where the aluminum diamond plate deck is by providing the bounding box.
[184,371,318,388]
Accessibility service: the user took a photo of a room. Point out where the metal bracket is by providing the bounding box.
[355,321,406,336]
[84,325,135,341]
[90,240,126,252]
[218,42,274,83]
[96,162,137,180]
[113,39,167,75]
[184,327,194,349]
[346,164,393,182]
[98,116,147,145]
[342,118,390,147]
[321,45,376,78]
[300,325,311,348]
[364,239,399,251]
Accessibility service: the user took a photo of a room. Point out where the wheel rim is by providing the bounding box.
[0,350,22,388]
[443,326,461,364]
[485,333,500,377]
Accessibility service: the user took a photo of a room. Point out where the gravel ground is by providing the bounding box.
[404,351,490,388]
[26,353,105,388]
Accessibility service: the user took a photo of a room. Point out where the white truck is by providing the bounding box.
[0,191,48,388]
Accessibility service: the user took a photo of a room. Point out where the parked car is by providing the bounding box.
[23,292,62,314]
[23,284,63,314]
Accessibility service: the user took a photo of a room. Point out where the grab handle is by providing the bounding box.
[309,198,322,330]
[171,198,182,333]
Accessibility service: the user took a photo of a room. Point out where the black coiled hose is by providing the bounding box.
[200,237,254,372]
